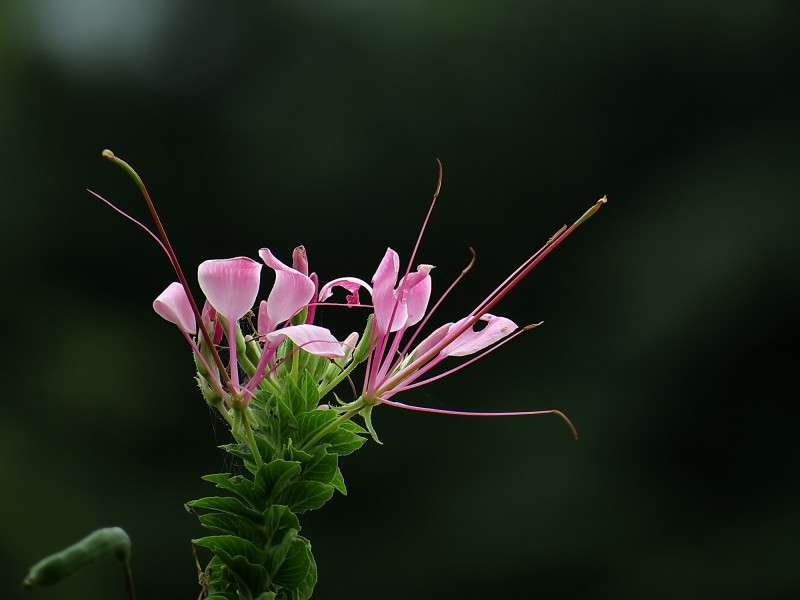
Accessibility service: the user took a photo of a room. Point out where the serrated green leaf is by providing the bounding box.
[275,396,300,441]
[202,473,259,505]
[263,505,301,543]
[280,481,334,513]
[285,373,320,417]
[219,443,254,462]
[218,553,268,597]
[199,513,263,542]
[255,461,302,503]
[264,527,298,578]
[299,371,320,413]
[273,536,312,589]
[339,420,368,435]
[187,497,263,524]
[279,536,316,600]
[196,538,269,595]
[324,425,366,456]
[289,444,337,485]
[296,410,337,447]
[330,467,347,495]
[193,535,265,566]
[359,404,383,444]
[284,440,313,462]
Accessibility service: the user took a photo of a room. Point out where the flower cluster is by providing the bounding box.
[148,205,604,438]
[93,151,604,436]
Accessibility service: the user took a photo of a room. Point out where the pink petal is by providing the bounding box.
[399,264,433,327]
[259,248,316,324]
[410,321,452,358]
[442,314,518,357]
[198,257,262,321]
[265,324,345,359]
[372,248,407,333]
[153,282,196,334]
[318,277,372,304]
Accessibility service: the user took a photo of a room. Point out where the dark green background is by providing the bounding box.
[2,1,798,599]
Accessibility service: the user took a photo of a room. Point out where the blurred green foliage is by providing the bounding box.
[2,1,798,599]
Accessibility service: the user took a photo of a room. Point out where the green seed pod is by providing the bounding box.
[22,527,131,590]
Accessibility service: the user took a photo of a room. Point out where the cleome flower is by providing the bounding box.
[319,201,604,435]
[91,150,603,437]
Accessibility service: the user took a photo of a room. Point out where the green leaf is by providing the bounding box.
[330,467,347,495]
[264,527,299,578]
[187,497,262,524]
[219,443,255,463]
[295,558,317,600]
[198,513,262,542]
[193,535,265,567]
[275,396,300,440]
[286,443,337,485]
[195,536,270,596]
[280,481,334,513]
[359,404,383,444]
[324,422,367,456]
[202,473,259,505]
[254,593,277,600]
[296,410,337,447]
[255,461,302,503]
[273,536,312,589]
[285,373,320,416]
[299,371,320,413]
[262,505,301,543]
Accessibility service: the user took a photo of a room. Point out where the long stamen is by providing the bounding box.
[370,160,444,388]
[375,197,606,396]
[377,399,578,439]
[99,150,234,399]
[87,190,170,257]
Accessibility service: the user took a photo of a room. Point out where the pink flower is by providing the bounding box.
[320,190,606,432]
[240,248,344,399]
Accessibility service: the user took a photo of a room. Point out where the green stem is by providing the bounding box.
[209,397,234,427]
[242,411,264,467]
[122,562,137,600]
[318,359,360,399]
[300,398,365,451]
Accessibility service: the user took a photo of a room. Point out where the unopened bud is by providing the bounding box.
[352,315,374,364]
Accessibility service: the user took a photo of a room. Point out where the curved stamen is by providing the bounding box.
[96,151,235,400]
[377,399,578,439]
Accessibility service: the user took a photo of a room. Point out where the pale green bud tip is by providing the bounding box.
[102,149,115,160]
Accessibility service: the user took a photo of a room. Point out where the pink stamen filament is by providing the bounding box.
[369,160,443,394]
[94,151,235,401]
[227,320,240,392]
[389,323,541,395]
[376,399,578,439]
[375,197,606,397]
